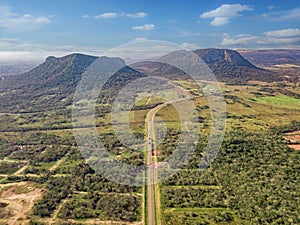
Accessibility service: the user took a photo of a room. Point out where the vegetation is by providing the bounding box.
[58,192,141,222]
[0,51,299,224]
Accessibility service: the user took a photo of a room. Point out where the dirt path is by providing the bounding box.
[49,198,69,224]
[49,156,66,172]
[146,97,152,106]
[14,164,29,176]
[73,191,142,197]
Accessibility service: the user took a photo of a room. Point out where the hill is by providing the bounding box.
[132,48,280,83]
[0,54,145,113]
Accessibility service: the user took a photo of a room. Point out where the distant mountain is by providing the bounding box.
[0,53,145,112]
[238,49,300,67]
[132,48,279,83]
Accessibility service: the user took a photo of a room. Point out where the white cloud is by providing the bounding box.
[167,27,201,38]
[260,8,300,21]
[221,35,259,46]
[0,6,51,32]
[0,38,33,50]
[95,11,148,19]
[0,37,108,62]
[124,12,147,18]
[35,16,50,24]
[82,15,89,19]
[268,5,278,10]
[0,6,18,17]
[133,37,148,42]
[200,4,253,26]
[210,17,230,26]
[95,12,118,19]
[264,28,300,38]
[132,24,155,31]
[180,42,200,50]
[221,28,300,47]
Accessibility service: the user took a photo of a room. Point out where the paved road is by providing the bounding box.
[147,107,156,225]
[146,87,192,225]
[146,102,170,225]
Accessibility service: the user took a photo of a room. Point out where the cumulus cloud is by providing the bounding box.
[95,12,118,19]
[200,4,253,26]
[132,24,155,31]
[0,6,51,32]
[221,28,300,47]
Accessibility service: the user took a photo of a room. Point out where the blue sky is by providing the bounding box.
[0,0,299,61]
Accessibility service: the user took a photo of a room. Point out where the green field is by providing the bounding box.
[248,95,300,109]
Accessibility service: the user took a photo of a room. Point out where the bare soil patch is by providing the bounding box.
[284,131,300,151]
[289,145,300,151]
[0,182,43,224]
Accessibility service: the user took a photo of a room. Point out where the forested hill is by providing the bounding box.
[0,54,145,113]
[132,48,282,83]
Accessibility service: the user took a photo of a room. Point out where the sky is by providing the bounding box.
[0,0,299,62]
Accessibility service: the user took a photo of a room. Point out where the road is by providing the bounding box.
[147,106,156,225]
[146,102,170,225]
[146,95,192,224]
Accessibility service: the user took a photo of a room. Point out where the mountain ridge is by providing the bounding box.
[0,48,285,112]
[0,54,145,112]
[131,48,279,83]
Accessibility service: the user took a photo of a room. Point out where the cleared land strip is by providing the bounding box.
[73,191,143,197]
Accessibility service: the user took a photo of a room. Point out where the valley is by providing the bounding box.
[0,49,299,225]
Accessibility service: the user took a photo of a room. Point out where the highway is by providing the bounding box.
[147,106,156,225]
[146,102,169,225]
[145,87,192,225]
